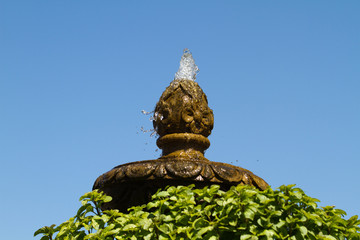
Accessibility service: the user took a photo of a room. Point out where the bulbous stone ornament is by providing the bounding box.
[153,79,214,161]
[154,79,214,137]
[93,49,269,212]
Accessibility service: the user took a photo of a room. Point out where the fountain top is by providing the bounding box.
[93,49,269,212]
[174,48,199,81]
[153,49,213,160]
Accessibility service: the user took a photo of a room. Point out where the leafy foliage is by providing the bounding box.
[35,184,360,240]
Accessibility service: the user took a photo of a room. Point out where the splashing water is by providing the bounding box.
[141,110,155,120]
[141,110,152,115]
[140,110,157,137]
[174,48,199,81]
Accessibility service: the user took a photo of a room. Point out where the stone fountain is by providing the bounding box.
[93,49,268,212]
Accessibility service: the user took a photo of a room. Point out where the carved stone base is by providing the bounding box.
[93,159,268,212]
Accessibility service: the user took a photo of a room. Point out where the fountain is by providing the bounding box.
[93,49,268,212]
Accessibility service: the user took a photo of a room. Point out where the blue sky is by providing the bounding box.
[1,1,359,239]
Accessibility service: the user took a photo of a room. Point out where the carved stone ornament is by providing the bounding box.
[94,159,268,212]
[93,50,268,212]
[154,80,214,138]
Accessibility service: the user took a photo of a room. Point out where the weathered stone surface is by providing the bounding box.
[93,78,269,212]
[94,159,268,188]
[93,159,268,211]
[153,80,214,138]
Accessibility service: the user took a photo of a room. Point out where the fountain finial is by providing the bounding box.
[153,50,213,160]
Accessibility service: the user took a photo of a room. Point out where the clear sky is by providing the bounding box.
[1,1,359,239]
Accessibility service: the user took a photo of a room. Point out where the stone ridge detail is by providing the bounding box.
[93,159,268,191]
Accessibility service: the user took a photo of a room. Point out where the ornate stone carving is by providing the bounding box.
[94,159,268,189]
[153,80,214,138]
[93,159,268,212]
[153,80,214,160]
[93,51,268,212]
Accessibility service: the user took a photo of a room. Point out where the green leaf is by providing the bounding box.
[34,224,56,237]
[158,223,171,234]
[123,224,138,231]
[193,218,209,230]
[103,195,112,203]
[244,208,255,220]
[299,226,308,236]
[259,229,277,238]
[321,235,337,240]
[156,191,170,198]
[91,220,100,230]
[240,234,258,240]
[197,225,214,237]
[144,233,154,240]
[207,236,218,240]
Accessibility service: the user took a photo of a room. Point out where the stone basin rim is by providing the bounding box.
[93,158,269,191]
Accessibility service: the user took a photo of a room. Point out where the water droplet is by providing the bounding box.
[150,131,158,138]
[141,110,153,115]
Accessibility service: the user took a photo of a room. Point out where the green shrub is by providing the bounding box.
[35,184,360,240]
